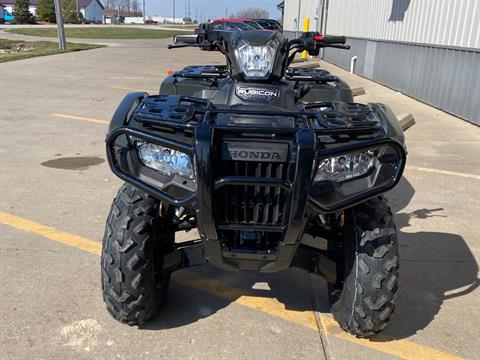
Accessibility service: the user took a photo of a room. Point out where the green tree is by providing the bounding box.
[36,0,56,22]
[36,0,82,24]
[13,0,35,24]
[235,7,269,19]
[62,0,79,23]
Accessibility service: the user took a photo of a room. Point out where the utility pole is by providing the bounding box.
[54,0,66,50]
[173,0,175,24]
[225,8,227,19]
[143,0,145,22]
[195,8,197,23]
[75,0,79,22]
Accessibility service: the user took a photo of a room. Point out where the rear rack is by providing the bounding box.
[173,65,228,80]
[285,67,339,83]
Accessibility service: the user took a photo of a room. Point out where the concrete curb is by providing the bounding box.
[289,60,320,69]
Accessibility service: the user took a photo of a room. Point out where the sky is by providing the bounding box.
[145,0,282,21]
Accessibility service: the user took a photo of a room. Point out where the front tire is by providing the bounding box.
[331,196,399,337]
[101,184,173,325]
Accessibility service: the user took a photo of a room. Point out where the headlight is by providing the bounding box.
[137,142,194,179]
[315,149,377,182]
[234,39,278,79]
[310,142,405,211]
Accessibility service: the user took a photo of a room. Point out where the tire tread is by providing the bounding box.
[331,196,399,338]
[101,184,171,325]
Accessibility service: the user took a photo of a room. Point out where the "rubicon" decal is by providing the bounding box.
[236,86,280,103]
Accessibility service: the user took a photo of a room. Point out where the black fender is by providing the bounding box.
[108,92,148,134]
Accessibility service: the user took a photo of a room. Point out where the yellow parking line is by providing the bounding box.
[177,272,462,360]
[174,271,319,330]
[52,113,109,125]
[319,316,463,360]
[112,86,156,93]
[406,165,480,180]
[0,211,101,256]
[0,210,463,360]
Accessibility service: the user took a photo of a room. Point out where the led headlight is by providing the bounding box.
[137,142,194,179]
[315,149,377,182]
[310,143,405,211]
[234,39,279,79]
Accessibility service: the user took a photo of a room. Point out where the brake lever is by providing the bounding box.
[327,44,351,50]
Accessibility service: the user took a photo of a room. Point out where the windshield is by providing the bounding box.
[245,20,263,30]
[255,19,282,30]
[213,21,253,31]
[224,22,250,31]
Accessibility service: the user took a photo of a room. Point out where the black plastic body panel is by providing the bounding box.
[160,65,354,105]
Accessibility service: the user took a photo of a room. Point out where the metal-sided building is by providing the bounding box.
[282,0,480,125]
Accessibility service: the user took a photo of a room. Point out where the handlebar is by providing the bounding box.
[169,28,351,61]
[316,35,346,45]
[173,34,198,44]
[285,32,350,63]
[327,44,351,50]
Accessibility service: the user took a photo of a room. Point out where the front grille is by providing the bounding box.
[216,160,289,226]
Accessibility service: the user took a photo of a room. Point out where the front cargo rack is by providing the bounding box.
[131,95,384,136]
[133,95,210,129]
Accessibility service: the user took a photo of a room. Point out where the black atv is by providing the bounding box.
[101,24,406,338]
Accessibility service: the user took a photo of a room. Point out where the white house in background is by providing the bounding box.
[78,0,104,22]
[0,0,37,15]
[0,0,104,22]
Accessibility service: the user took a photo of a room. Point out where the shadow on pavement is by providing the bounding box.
[377,177,480,340]
[142,177,479,341]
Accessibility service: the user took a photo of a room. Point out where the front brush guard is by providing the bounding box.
[106,93,406,275]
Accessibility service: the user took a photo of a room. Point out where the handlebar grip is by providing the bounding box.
[173,35,198,44]
[321,35,346,44]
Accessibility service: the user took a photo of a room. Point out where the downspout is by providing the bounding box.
[295,0,302,38]
[319,0,325,32]
[321,0,329,59]
[350,56,357,73]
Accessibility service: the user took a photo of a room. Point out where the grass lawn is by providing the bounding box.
[6,27,184,39]
[0,39,103,63]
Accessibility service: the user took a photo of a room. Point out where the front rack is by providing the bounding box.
[132,95,384,137]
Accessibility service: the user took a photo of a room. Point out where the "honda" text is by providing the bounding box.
[229,150,282,161]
